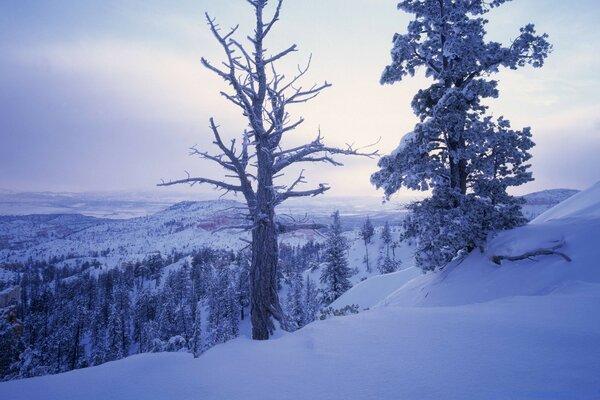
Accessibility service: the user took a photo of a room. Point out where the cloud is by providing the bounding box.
[13,40,230,127]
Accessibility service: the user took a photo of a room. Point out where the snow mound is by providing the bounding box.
[532,181,600,224]
[381,182,600,308]
[330,267,421,310]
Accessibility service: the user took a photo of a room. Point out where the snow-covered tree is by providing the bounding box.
[0,310,21,379]
[303,276,320,325]
[159,0,375,340]
[372,0,551,271]
[379,254,398,274]
[284,269,305,330]
[381,221,392,256]
[191,301,202,358]
[359,217,375,272]
[320,211,352,304]
[207,267,240,346]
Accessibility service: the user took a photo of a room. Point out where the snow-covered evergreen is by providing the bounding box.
[320,211,353,304]
[372,0,551,271]
[359,217,375,272]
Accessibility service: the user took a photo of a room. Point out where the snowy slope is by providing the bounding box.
[380,185,599,309]
[2,183,599,399]
[520,188,579,220]
[329,267,421,310]
[532,182,600,223]
[0,286,597,400]
[0,200,249,267]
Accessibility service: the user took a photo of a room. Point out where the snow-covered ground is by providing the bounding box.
[1,182,598,399]
[520,188,579,220]
[0,197,407,269]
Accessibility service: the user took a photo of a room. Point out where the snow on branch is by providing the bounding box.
[157,174,243,194]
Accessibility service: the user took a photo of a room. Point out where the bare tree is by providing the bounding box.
[159,0,376,340]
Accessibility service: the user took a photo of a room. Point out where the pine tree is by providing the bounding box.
[359,217,375,273]
[303,276,320,326]
[234,251,250,321]
[381,221,392,257]
[207,267,240,346]
[191,301,202,358]
[285,269,305,330]
[0,311,21,379]
[372,0,551,271]
[157,284,178,347]
[379,254,398,274]
[320,211,352,304]
[133,289,156,353]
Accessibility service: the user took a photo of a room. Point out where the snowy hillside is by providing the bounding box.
[0,200,249,268]
[2,183,598,399]
[0,195,409,270]
[520,188,579,220]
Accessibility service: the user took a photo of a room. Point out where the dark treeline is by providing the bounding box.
[0,240,325,381]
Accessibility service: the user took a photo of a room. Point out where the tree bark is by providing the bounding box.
[249,141,283,340]
[250,220,282,339]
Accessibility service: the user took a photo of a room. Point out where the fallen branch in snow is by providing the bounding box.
[490,240,572,265]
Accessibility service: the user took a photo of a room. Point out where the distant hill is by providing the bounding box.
[520,188,579,220]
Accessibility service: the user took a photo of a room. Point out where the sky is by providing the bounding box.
[0,0,599,200]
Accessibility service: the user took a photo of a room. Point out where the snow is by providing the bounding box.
[381,185,600,309]
[390,130,416,156]
[1,182,598,399]
[330,267,421,310]
[532,181,600,223]
[520,188,579,220]
[1,288,598,400]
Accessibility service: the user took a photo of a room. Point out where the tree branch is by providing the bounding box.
[491,240,572,265]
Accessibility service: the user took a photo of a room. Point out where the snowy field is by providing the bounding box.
[1,183,598,399]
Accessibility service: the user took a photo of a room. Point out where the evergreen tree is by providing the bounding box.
[234,251,250,321]
[207,267,240,346]
[372,0,551,271]
[191,301,202,358]
[379,254,398,274]
[105,303,125,361]
[359,217,375,273]
[320,211,352,304]
[0,310,21,379]
[133,289,156,353]
[285,269,305,330]
[381,221,392,257]
[303,276,320,326]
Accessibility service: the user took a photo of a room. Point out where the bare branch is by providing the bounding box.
[273,133,379,173]
[265,44,297,64]
[491,240,572,265]
[276,183,330,205]
[157,176,243,193]
[262,0,284,38]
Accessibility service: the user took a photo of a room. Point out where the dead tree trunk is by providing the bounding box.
[159,0,377,340]
[250,215,281,339]
[491,240,571,265]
